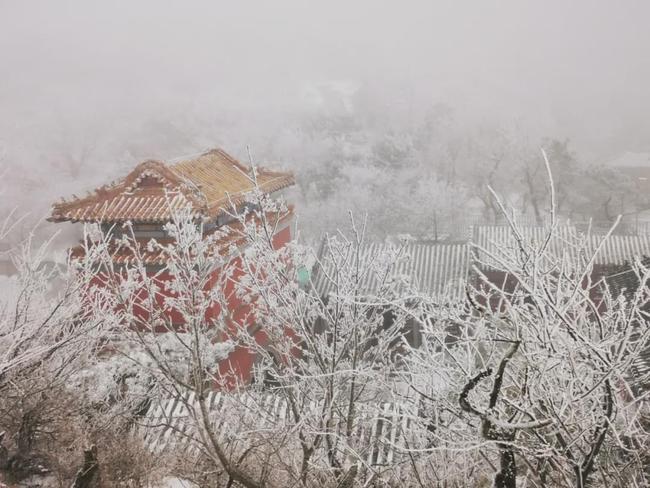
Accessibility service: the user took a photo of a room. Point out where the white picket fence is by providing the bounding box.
[138,390,425,467]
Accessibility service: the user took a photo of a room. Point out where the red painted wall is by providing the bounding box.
[132,222,293,388]
[89,220,294,389]
[216,224,293,387]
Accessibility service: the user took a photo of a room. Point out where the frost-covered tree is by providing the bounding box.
[402,160,650,488]
[231,213,417,486]
[8,152,648,487]
[0,219,113,481]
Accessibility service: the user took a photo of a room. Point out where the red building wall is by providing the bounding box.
[89,220,293,389]
[217,224,293,387]
[123,223,294,388]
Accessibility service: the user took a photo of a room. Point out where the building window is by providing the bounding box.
[131,224,168,239]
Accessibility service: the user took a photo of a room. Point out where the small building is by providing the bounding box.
[472,224,650,290]
[312,241,471,302]
[49,147,295,385]
[311,239,472,348]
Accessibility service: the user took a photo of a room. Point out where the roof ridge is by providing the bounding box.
[51,159,201,219]
[50,146,295,223]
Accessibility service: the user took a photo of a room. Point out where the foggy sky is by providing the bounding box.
[1,0,650,160]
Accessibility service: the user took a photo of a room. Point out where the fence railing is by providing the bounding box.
[138,391,427,467]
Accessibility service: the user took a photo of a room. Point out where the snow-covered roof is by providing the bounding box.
[472,225,582,270]
[472,225,650,269]
[312,241,471,302]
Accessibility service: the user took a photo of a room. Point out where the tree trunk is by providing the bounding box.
[337,464,358,488]
[494,445,517,488]
[0,432,7,471]
[71,446,99,488]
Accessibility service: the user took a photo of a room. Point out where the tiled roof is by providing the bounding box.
[472,225,650,269]
[472,225,583,270]
[310,227,650,305]
[50,148,295,223]
[406,243,471,299]
[312,241,471,301]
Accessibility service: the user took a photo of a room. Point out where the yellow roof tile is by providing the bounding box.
[50,148,294,223]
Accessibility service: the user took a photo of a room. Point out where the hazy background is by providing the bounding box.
[1,0,649,246]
